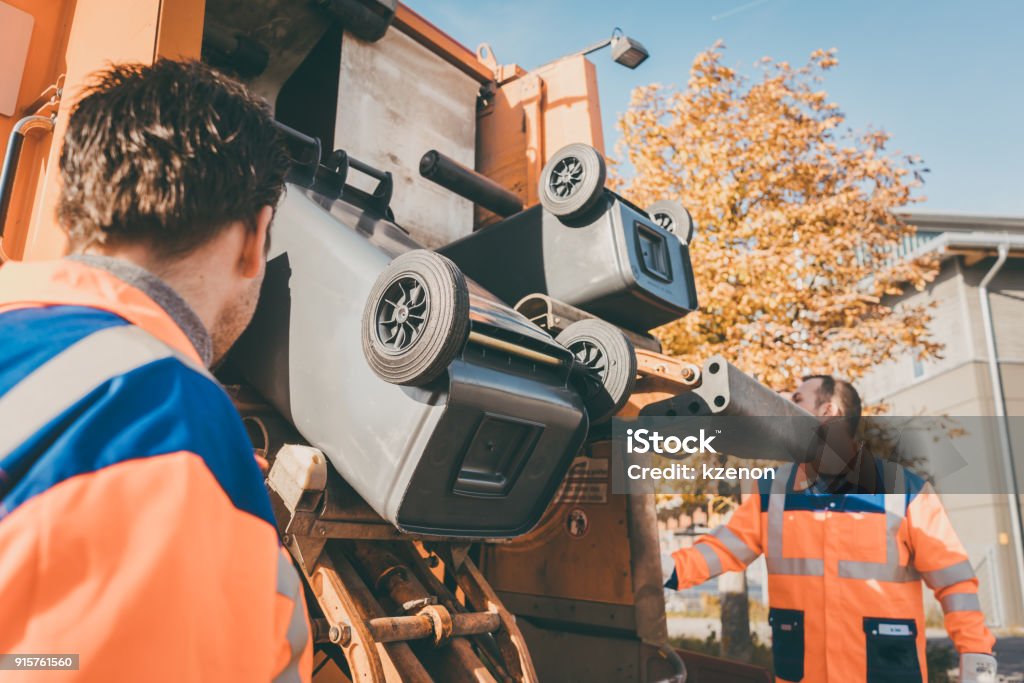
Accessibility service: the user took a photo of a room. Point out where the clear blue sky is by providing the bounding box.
[405,0,1023,216]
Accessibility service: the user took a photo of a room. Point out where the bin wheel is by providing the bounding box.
[647,200,695,244]
[539,143,607,221]
[556,319,636,424]
[362,250,470,386]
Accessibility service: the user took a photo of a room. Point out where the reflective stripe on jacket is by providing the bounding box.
[0,259,312,682]
[669,462,995,683]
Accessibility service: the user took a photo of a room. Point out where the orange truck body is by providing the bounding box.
[0,0,204,261]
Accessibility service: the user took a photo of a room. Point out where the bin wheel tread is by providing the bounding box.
[362,250,470,386]
[539,143,607,221]
[557,319,636,423]
[647,200,695,244]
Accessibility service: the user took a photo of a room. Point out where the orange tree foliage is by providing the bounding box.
[613,44,939,390]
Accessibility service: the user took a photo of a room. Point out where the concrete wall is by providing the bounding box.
[963,258,1024,371]
[859,259,973,405]
[335,27,480,248]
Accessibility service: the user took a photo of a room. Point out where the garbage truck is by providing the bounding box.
[0,1,809,680]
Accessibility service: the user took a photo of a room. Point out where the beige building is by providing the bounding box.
[859,212,1024,629]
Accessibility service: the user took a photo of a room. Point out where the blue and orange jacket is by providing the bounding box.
[0,258,313,682]
[668,461,995,683]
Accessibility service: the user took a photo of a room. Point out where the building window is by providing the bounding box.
[912,349,925,379]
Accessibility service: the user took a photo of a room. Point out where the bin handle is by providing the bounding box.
[0,114,55,260]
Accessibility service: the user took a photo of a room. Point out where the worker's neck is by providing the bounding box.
[806,439,878,493]
[79,242,228,339]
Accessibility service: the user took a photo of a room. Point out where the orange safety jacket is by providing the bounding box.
[668,461,995,683]
[0,258,313,682]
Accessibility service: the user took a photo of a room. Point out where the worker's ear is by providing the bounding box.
[820,400,840,418]
[239,205,273,279]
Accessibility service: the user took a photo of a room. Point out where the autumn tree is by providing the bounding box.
[615,43,937,387]
[614,44,939,661]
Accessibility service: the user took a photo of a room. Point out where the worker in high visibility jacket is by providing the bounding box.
[0,61,311,682]
[667,375,997,683]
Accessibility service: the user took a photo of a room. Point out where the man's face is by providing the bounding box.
[210,257,265,366]
[209,211,271,366]
[792,378,829,417]
[792,377,854,476]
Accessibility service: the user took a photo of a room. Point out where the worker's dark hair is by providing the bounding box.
[803,374,862,435]
[58,60,290,257]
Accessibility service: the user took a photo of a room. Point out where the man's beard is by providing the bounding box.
[210,275,262,367]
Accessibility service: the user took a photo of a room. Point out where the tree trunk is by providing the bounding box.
[718,570,753,662]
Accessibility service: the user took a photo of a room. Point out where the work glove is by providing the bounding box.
[960,653,997,683]
[662,550,679,589]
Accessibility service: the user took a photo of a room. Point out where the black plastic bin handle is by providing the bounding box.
[273,120,394,216]
[419,149,523,218]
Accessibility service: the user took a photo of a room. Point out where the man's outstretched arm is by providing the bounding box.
[667,492,763,589]
[908,485,996,680]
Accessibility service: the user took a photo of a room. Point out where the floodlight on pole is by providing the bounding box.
[573,28,650,70]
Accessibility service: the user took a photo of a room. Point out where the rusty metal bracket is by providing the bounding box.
[635,349,700,388]
[400,596,437,612]
[267,443,331,567]
[18,74,64,118]
[311,553,387,682]
[454,557,540,683]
